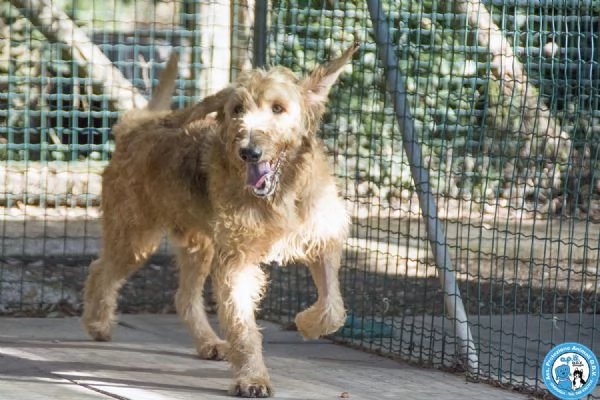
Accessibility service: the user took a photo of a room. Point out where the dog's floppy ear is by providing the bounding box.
[302,41,359,104]
[183,86,235,124]
[162,86,234,128]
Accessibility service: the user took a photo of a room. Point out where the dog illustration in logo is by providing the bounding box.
[573,368,587,389]
[554,364,573,390]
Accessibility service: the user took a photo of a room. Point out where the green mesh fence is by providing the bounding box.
[1,0,600,397]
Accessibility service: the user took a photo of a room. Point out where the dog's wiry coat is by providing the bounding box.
[82,43,359,398]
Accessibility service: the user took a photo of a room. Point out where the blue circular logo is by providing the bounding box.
[542,342,599,399]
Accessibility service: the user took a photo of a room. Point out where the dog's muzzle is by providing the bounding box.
[244,150,286,198]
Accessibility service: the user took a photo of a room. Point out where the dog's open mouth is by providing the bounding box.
[245,152,285,197]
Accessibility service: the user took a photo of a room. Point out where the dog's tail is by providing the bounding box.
[146,53,179,111]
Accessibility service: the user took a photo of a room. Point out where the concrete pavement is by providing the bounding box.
[0,314,531,400]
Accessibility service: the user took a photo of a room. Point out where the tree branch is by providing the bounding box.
[455,0,570,159]
[10,0,148,110]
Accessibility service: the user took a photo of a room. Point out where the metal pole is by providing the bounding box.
[253,0,267,68]
[366,0,479,372]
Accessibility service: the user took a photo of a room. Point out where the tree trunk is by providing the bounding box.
[9,0,148,110]
[454,0,571,160]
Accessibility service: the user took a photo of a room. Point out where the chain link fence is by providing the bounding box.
[1,0,599,397]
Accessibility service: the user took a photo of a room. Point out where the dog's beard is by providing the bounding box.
[245,151,285,198]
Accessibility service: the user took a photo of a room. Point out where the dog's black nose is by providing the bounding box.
[239,145,262,163]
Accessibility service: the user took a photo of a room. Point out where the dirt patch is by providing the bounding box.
[1,200,599,322]
[260,258,599,323]
[1,250,598,320]
[0,256,179,316]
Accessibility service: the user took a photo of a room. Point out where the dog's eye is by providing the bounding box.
[272,104,285,114]
[233,104,244,115]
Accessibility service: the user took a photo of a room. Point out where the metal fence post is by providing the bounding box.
[366,0,479,372]
[253,0,267,68]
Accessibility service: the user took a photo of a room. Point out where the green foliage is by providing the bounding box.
[267,0,599,211]
[1,0,598,208]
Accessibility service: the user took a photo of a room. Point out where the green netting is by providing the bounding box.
[1,0,599,397]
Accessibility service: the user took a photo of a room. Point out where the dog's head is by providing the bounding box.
[189,42,359,198]
[554,364,571,379]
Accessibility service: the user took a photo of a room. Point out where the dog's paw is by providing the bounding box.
[295,303,346,340]
[197,339,229,361]
[230,378,273,398]
[82,319,113,342]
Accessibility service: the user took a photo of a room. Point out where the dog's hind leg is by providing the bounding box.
[295,244,347,340]
[82,226,161,341]
[172,232,229,361]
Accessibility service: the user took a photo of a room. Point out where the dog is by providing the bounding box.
[554,364,573,391]
[82,42,359,398]
[573,368,586,389]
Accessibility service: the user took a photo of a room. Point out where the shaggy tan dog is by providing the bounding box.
[82,43,359,398]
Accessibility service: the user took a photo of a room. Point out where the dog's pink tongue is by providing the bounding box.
[246,162,272,188]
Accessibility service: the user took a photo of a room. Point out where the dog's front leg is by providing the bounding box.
[295,242,346,340]
[213,255,272,398]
